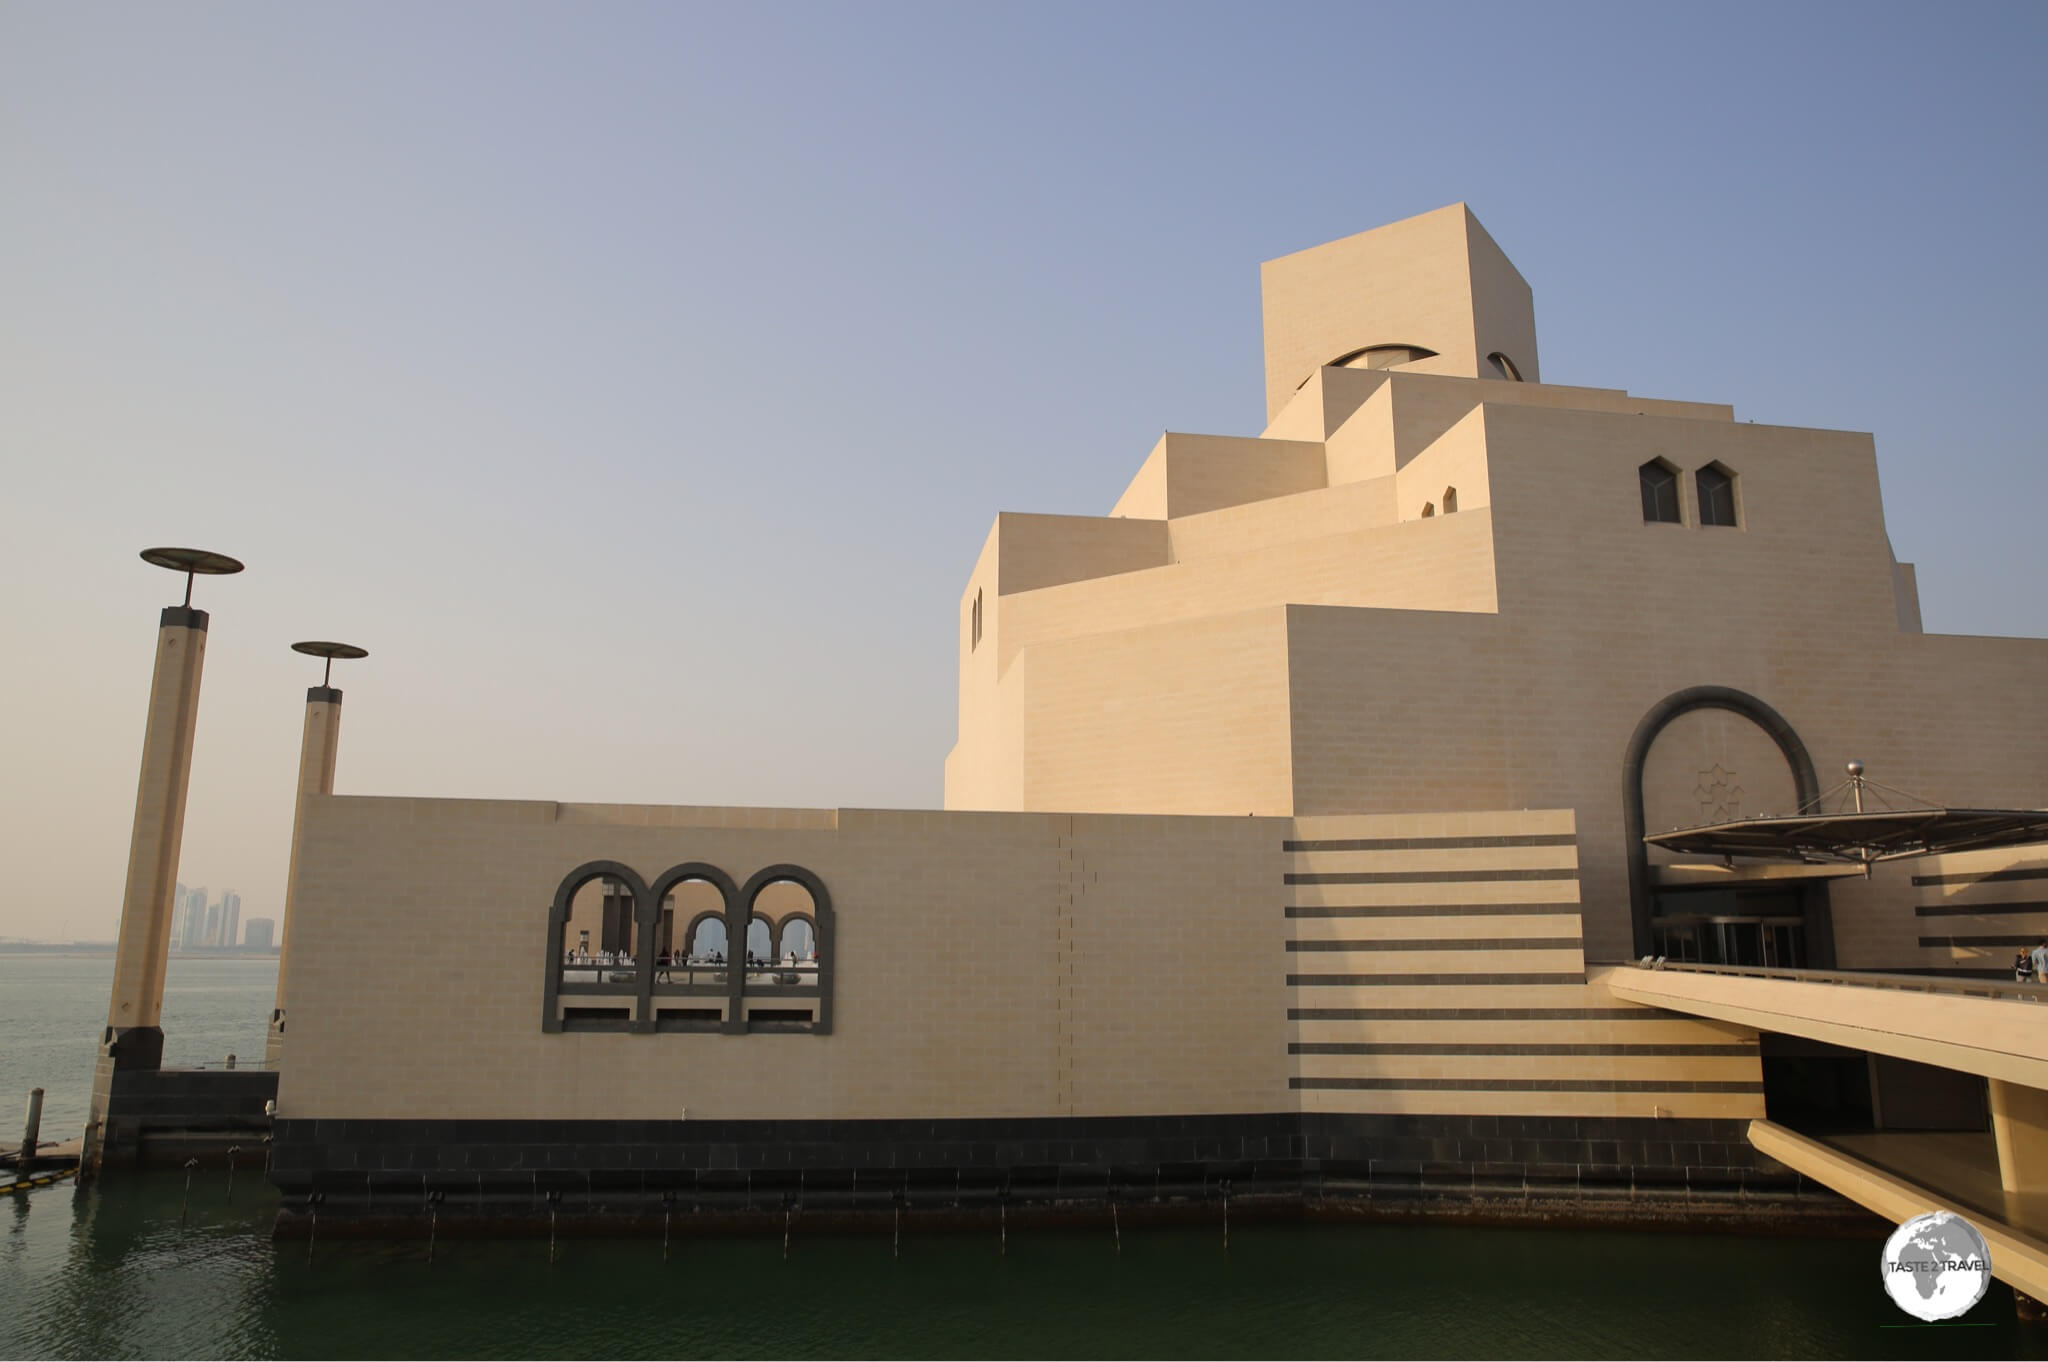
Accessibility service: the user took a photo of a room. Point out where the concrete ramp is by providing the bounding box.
[1749,1119,2048,1301]
[1609,963,2048,1089]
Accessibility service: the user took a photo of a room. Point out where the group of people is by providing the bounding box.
[562,946,634,967]
[655,948,723,982]
[562,942,816,978]
[2013,940,2048,983]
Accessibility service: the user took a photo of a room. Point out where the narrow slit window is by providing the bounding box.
[1442,486,1458,514]
[971,588,982,650]
[1640,460,1680,523]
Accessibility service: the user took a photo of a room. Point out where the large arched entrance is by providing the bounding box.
[1622,686,1836,966]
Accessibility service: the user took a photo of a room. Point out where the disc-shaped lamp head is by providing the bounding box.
[292,640,369,689]
[140,547,245,608]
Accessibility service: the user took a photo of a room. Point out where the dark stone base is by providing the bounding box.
[90,1064,277,1169]
[269,1177,1879,1242]
[269,1111,1818,1224]
[101,1025,165,1070]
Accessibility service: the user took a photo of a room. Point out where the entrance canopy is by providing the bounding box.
[1646,807,2048,867]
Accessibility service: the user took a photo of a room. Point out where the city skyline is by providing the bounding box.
[163,884,265,951]
[4,2,2044,942]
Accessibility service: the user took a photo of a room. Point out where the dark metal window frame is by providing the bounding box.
[1640,459,1682,524]
[1696,463,1738,527]
[543,860,835,1036]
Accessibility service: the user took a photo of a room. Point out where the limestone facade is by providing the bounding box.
[276,799,1761,1126]
[944,202,2048,969]
[272,205,2046,1159]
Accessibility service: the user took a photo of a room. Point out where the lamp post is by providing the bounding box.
[90,548,243,1169]
[267,641,368,1067]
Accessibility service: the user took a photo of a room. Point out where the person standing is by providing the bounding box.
[2032,939,2048,985]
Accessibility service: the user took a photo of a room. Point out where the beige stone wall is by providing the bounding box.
[1391,405,1490,520]
[1639,709,1804,844]
[994,512,1169,596]
[1285,811,1760,1120]
[1271,365,1730,448]
[955,387,2048,953]
[1892,559,1923,634]
[276,798,1292,1122]
[1018,607,1296,816]
[1268,395,2048,961]
[999,509,1498,676]
[1464,212,1543,389]
[281,799,1769,1127]
[1165,476,1395,562]
[943,648,1028,813]
[949,522,1012,813]
[1108,433,1327,521]
[1885,841,2048,976]
[1260,204,1539,419]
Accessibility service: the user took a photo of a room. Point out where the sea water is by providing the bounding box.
[0,954,2034,1359]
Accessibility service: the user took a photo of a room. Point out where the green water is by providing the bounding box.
[3,955,2043,1358]
[3,1173,2040,1360]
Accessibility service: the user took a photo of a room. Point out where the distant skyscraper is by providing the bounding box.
[202,898,222,948]
[180,885,208,950]
[221,891,240,953]
[244,917,276,951]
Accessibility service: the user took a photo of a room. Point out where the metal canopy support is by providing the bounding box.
[1646,764,2048,868]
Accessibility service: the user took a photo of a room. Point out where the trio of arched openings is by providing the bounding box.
[543,860,834,1036]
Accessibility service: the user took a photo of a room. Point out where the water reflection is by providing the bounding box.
[1,1170,2034,1360]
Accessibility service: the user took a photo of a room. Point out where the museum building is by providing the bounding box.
[249,205,2048,1212]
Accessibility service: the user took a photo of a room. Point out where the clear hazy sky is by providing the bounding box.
[3,2,2044,942]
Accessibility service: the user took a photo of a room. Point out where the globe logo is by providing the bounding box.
[1881,1211,1992,1320]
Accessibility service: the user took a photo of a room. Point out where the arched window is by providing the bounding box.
[546,861,833,1036]
[658,878,727,961]
[1697,463,1738,527]
[1442,486,1458,514]
[1330,343,1439,371]
[567,874,642,964]
[1488,352,1524,382]
[686,914,727,962]
[544,861,649,1033]
[1640,459,1681,524]
[646,864,740,1032]
[1421,502,1436,518]
[778,916,817,964]
[737,866,835,1034]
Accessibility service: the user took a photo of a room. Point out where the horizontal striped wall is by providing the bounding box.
[1912,841,2048,977]
[1285,811,1763,1120]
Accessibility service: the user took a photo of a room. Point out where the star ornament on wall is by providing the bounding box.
[1693,765,1745,821]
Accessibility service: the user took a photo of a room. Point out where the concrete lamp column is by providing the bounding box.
[89,548,242,1169]
[267,641,366,1068]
